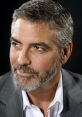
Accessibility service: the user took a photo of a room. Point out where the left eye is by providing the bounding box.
[35,46,44,51]
[31,45,47,53]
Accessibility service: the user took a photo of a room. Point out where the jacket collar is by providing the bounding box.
[61,69,82,117]
[0,72,24,117]
[0,72,17,104]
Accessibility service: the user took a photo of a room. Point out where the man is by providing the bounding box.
[0,0,82,117]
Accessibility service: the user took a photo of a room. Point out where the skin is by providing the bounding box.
[10,18,73,116]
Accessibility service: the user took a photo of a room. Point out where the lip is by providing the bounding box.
[17,70,33,77]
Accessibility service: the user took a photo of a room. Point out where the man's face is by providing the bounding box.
[10,18,61,92]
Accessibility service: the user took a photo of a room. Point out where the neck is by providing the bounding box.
[27,70,61,111]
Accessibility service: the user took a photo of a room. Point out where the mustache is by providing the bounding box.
[13,64,39,75]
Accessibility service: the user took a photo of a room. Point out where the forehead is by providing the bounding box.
[11,18,56,44]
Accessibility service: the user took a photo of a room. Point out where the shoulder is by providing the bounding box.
[62,68,82,89]
[0,72,19,102]
[0,72,11,81]
[62,69,82,107]
[0,72,12,89]
[62,68,82,81]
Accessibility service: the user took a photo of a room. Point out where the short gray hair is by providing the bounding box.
[12,0,74,48]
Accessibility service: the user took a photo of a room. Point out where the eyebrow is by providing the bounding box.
[30,42,51,48]
[10,37,22,44]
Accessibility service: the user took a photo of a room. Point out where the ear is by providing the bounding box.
[61,41,73,65]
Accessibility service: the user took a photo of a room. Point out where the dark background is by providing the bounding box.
[0,0,82,75]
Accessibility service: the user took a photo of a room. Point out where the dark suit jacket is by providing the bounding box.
[0,69,82,117]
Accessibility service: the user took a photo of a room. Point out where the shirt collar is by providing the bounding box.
[22,90,31,110]
[22,72,63,114]
[48,72,63,114]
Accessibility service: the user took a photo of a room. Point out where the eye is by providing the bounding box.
[10,41,21,49]
[32,45,48,53]
[35,46,44,51]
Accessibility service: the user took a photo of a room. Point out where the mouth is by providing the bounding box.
[16,69,33,77]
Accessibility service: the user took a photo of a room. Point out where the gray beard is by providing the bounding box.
[11,56,61,92]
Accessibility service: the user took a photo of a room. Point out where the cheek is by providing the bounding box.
[32,54,56,72]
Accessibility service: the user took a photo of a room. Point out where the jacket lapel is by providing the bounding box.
[61,69,82,117]
[61,103,82,117]
[0,72,23,117]
[6,89,23,117]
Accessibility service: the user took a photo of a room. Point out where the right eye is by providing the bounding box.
[11,41,21,49]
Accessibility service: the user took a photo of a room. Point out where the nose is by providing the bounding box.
[17,50,31,65]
